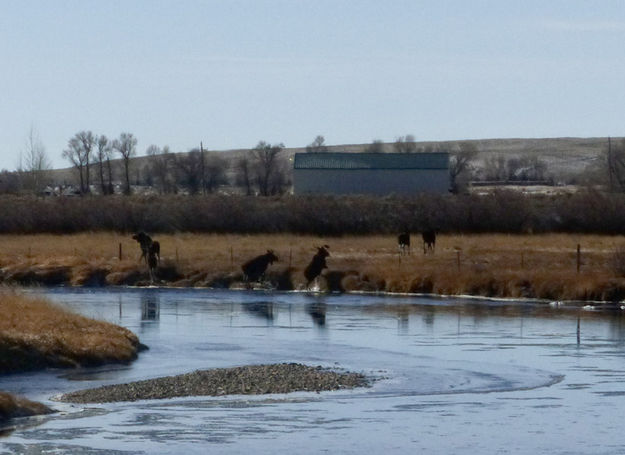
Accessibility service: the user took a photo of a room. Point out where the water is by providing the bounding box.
[2,288,625,454]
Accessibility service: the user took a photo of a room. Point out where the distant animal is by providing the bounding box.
[304,245,330,287]
[422,229,436,254]
[242,250,279,282]
[398,231,411,255]
[132,232,160,264]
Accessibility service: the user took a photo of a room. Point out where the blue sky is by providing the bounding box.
[1,0,625,170]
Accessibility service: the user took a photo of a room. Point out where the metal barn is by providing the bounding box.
[293,152,450,195]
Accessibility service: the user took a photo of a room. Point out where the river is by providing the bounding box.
[1,288,625,454]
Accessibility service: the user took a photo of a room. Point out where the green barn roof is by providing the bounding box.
[293,152,449,170]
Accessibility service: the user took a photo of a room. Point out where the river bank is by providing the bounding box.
[1,233,625,301]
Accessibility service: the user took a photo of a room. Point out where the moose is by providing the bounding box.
[397,231,411,255]
[422,229,436,254]
[242,250,279,283]
[304,245,330,288]
[132,232,160,264]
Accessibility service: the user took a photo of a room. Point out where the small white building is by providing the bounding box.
[293,152,450,195]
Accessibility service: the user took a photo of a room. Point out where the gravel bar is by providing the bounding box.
[60,363,369,403]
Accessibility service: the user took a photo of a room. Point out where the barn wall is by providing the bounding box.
[293,169,450,195]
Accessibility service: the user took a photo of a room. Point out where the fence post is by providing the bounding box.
[119,243,122,261]
[577,244,581,273]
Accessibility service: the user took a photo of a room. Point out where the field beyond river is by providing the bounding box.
[1,233,625,302]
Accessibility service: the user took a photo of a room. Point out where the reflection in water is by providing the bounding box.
[396,307,409,335]
[606,310,625,345]
[244,301,274,323]
[141,292,160,321]
[422,306,435,326]
[307,302,327,327]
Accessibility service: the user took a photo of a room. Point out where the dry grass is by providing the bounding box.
[0,290,142,373]
[0,233,625,301]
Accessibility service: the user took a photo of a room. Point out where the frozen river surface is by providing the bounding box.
[2,288,625,454]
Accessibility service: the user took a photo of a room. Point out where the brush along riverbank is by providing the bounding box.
[1,233,625,302]
[60,363,369,403]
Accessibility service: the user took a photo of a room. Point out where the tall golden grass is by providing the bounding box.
[0,233,624,301]
[0,290,142,373]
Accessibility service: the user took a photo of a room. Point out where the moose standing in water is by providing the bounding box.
[304,245,330,288]
[132,232,161,283]
[132,232,161,264]
[242,250,279,283]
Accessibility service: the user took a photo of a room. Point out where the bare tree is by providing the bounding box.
[63,131,95,194]
[306,135,329,153]
[365,139,385,153]
[203,153,228,193]
[483,154,507,181]
[235,155,253,195]
[393,134,417,153]
[449,142,478,193]
[78,131,95,191]
[112,132,137,195]
[146,145,175,194]
[251,141,286,196]
[96,135,114,195]
[606,138,625,192]
[174,150,203,194]
[20,125,51,193]
[194,143,229,194]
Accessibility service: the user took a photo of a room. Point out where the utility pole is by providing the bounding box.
[200,141,206,195]
[608,136,614,191]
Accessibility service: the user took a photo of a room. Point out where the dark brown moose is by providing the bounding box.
[132,232,160,264]
[304,245,330,287]
[398,231,411,255]
[242,250,279,283]
[422,229,436,254]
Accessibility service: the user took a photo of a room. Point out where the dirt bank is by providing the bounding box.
[2,233,625,301]
[0,392,54,424]
[60,363,369,403]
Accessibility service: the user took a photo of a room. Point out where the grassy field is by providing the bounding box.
[0,233,624,301]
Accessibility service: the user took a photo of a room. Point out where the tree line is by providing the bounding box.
[3,130,625,197]
[0,190,623,235]
[58,132,291,197]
